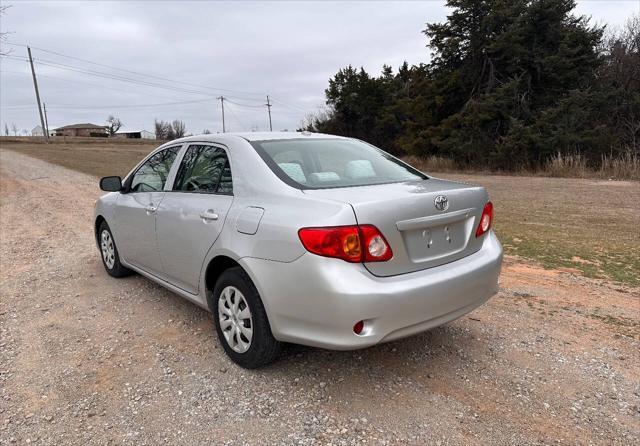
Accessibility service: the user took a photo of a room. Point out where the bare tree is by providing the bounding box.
[106,115,122,136]
[202,129,211,134]
[11,123,17,136]
[172,120,186,138]
[154,119,165,139]
[4,123,8,136]
[600,14,640,154]
[154,119,176,140]
[298,108,331,132]
[153,119,186,140]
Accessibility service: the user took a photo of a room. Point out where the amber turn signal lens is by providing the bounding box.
[342,233,361,257]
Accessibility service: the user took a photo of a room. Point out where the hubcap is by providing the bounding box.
[100,230,116,269]
[218,286,253,353]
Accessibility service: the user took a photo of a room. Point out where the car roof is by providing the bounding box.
[168,131,344,145]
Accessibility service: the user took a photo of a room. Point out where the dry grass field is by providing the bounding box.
[1,137,639,286]
[0,137,158,178]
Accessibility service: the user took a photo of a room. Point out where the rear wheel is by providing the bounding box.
[213,267,281,368]
[98,221,132,278]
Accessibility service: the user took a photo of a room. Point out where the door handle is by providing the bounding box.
[200,210,219,221]
[145,204,157,214]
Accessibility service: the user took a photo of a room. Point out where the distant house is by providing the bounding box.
[114,129,156,140]
[54,123,109,137]
[31,125,44,136]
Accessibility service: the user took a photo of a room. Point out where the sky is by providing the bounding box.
[1,0,638,135]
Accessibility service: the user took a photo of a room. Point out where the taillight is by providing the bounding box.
[297,226,361,262]
[359,225,393,262]
[475,202,493,237]
[298,225,392,263]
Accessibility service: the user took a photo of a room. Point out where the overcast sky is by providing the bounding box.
[1,0,638,135]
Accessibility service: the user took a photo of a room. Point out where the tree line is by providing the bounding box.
[154,119,187,140]
[303,0,639,171]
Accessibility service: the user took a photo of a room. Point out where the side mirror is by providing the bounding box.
[99,176,122,192]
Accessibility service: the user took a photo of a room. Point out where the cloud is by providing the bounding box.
[1,0,636,134]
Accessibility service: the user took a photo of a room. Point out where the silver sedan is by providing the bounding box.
[95,132,503,368]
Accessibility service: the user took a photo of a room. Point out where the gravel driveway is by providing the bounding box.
[1,150,638,445]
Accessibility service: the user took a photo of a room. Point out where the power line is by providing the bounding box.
[3,47,313,113]
[1,65,220,110]
[3,41,268,99]
[0,104,35,109]
[2,97,216,110]
[1,42,315,128]
[269,97,309,113]
[224,102,249,132]
[48,98,216,110]
[34,59,218,96]
[224,98,267,109]
[1,69,209,102]
[0,54,252,99]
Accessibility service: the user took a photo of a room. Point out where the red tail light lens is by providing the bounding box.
[298,225,392,263]
[475,202,493,238]
[297,226,362,262]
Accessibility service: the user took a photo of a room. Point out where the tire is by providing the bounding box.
[98,221,132,278]
[213,267,281,368]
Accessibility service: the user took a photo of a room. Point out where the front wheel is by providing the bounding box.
[213,267,281,368]
[98,221,132,278]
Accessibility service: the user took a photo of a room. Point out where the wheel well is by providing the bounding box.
[205,255,241,309]
[94,216,106,246]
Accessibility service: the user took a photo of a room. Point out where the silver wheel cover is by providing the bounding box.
[100,230,116,269]
[218,286,253,353]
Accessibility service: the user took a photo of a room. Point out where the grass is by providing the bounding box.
[407,151,640,181]
[0,136,158,178]
[2,137,639,286]
[436,172,640,286]
[544,151,640,180]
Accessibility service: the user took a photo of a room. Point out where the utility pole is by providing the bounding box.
[218,96,226,133]
[266,95,273,131]
[27,46,48,142]
[43,102,50,137]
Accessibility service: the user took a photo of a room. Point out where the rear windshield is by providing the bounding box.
[251,138,427,189]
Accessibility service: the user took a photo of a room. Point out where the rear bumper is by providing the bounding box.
[242,231,503,350]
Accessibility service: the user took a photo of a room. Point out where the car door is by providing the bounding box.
[155,144,234,294]
[115,146,181,275]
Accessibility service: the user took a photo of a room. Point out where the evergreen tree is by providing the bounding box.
[309,1,636,170]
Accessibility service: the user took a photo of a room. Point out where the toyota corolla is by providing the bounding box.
[95,132,503,368]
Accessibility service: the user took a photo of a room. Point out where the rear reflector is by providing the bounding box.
[298,224,392,263]
[475,202,493,238]
[353,320,364,335]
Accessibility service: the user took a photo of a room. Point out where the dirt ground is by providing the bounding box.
[0,150,638,445]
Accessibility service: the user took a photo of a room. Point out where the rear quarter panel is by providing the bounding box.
[208,193,357,263]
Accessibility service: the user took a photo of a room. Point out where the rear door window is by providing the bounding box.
[173,144,233,194]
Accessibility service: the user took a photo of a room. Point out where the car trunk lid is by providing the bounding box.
[303,179,489,277]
